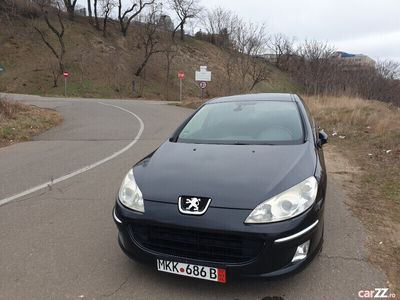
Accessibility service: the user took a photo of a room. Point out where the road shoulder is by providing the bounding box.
[0,97,62,148]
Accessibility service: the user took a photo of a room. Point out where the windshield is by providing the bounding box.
[177,101,304,145]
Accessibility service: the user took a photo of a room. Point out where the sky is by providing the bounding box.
[76,0,400,62]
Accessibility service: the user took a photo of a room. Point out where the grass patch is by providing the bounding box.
[0,97,63,147]
[66,80,95,96]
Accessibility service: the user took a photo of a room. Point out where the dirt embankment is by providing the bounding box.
[0,15,298,100]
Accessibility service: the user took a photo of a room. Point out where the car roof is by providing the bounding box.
[207,93,296,104]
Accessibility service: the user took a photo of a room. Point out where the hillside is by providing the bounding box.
[0,14,299,100]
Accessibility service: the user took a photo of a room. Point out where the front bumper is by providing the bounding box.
[113,197,324,279]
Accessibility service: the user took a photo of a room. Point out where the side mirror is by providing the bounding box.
[318,130,328,147]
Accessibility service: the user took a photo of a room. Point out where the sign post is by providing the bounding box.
[178,71,185,102]
[199,81,207,100]
[195,66,211,100]
[63,71,70,97]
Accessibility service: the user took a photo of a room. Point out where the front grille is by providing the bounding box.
[130,224,264,264]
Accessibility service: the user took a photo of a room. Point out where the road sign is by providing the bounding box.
[199,81,207,89]
[195,66,211,82]
[177,71,185,102]
[178,71,185,80]
[63,71,70,78]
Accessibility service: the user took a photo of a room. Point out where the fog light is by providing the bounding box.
[291,240,310,263]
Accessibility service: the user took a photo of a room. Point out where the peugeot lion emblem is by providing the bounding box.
[178,196,211,215]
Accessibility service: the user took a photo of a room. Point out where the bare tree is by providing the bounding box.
[295,40,336,95]
[169,0,201,41]
[277,38,400,103]
[135,9,164,77]
[133,7,172,97]
[248,57,271,91]
[101,0,115,37]
[231,20,269,90]
[63,0,77,20]
[33,3,66,87]
[377,60,400,80]
[201,7,237,48]
[203,7,231,35]
[203,7,237,36]
[370,60,400,104]
[117,0,155,37]
[267,33,295,71]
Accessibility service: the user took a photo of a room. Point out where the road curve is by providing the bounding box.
[0,94,386,300]
[0,101,144,206]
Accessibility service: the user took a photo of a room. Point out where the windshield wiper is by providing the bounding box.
[233,141,251,145]
[233,141,278,145]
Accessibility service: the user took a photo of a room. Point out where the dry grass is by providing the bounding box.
[305,96,400,136]
[0,98,28,119]
[0,98,62,146]
[304,96,400,294]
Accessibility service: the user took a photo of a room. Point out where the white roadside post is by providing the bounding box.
[195,66,211,100]
[63,71,70,97]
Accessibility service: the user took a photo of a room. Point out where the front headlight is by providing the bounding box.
[245,176,318,224]
[118,169,144,213]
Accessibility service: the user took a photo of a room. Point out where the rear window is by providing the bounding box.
[177,101,304,145]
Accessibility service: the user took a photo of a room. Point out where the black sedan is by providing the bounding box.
[113,93,328,283]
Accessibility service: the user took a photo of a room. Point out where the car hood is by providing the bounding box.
[134,141,317,209]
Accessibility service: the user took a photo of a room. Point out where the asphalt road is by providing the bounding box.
[0,94,387,300]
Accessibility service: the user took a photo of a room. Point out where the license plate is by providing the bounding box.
[157,259,226,283]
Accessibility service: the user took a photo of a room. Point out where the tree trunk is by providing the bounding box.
[249,80,258,92]
[180,23,184,40]
[52,68,59,87]
[34,6,66,89]
[135,55,151,77]
[87,0,92,24]
[172,22,180,40]
[94,0,100,30]
[103,15,108,37]
[66,6,74,20]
